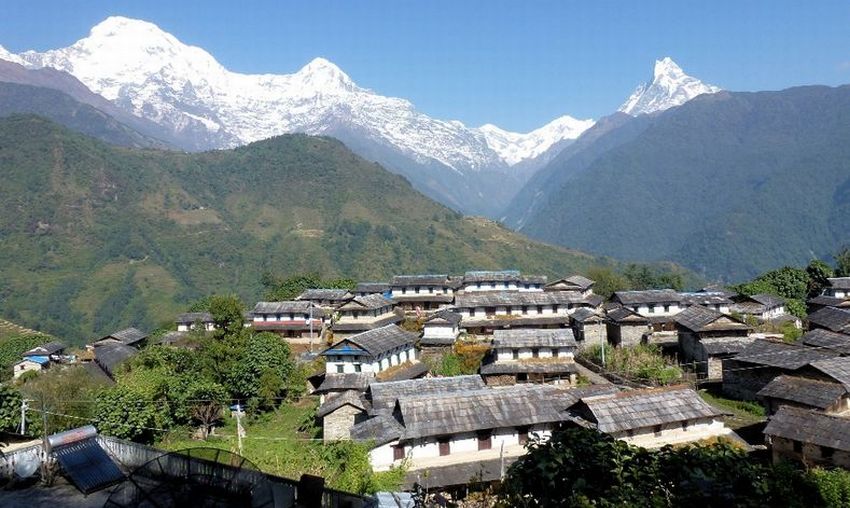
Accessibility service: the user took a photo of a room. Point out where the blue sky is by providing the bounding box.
[1,0,849,131]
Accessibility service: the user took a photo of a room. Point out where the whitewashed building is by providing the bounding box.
[731,293,798,326]
[564,386,733,448]
[332,294,402,336]
[175,312,215,332]
[296,288,353,309]
[459,270,546,292]
[421,309,461,353]
[545,275,596,297]
[480,329,578,386]
[680,292,734,314]
[390,274,459,312]
[251,301,326,338]
[321,325,420,376]
[453,291,591,335]
[824,278,850,299]
[12,341,66,379]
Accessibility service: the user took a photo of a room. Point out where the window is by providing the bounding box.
[393,445,406,461]
[822,446,835,459]
[336,364,344,374]
[532,348,539,358]
[354,364,361,373]
[664,304,670,313]
[439,439,451,456]
[793,440,803,453]
[537,305,543,314]
[633,306,639,312]
[477,432,492,451]
[470,309,476,317]
[522,306,528,315]
[653,425,662,437]
[512,349,519,360]
[681,420,689,431]
[648,304,655,314]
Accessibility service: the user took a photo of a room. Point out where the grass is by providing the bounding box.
[698,389,766,430]
[580,343,683,386]
[156,397,405,494]
[0,318,45,342]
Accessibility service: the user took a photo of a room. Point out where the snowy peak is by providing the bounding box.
[619,57,720,116]
[293,57,359,93]
[476,115,594,165]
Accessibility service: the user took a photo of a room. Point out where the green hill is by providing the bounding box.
[515,85,850,281]
[0,115,619,343]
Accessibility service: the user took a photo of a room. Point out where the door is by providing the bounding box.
[439,440,450,456]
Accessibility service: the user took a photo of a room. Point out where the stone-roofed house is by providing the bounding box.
[825,278,850,299]
[313,372,372,403]
[480,329,578,386]
[570,307,607,349]
[333,294,402,336]
[353,282,390,297]
[731,293,791,323]
[758,375,850,416]
[722,339,840,400]
[321,325,421,378]
[675,305,752,380]
[454,291,591,336]
[296,288,354,308]
[92,343,139,379]
[808,306,850,335]
[612,289,684,333]
[351,384,566,485]
[366,375,487,416]
[317,390,370,441]
[679,292,734,313]
[798,329,850,355]
[390,274,459,312]
[175,312,215,332]
[563,386,732,448]
[545,274,595,297]
[251,301,326,339]
[606,307,651,347]
[459,270,547,293]
[420,309,461,354]
[808,278,850,313]
[764,406,850,468]
[90,327,148,348]
[12,341,67,379]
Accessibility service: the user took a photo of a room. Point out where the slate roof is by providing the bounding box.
[808,307,850,333]
[252,301,326,317]
[480,360,577,375]
[561,385,622,408]
[337,294,394,312]
[562,275,595,290]
[297,288,353,302]
[765,406,850,452]
[425,309,461,325]
[93,343,138,377]
[613,289,681,305]
[375,362,430,382]
[680,292,734,307]
[798,329,850,354]
[316,390,367,418]
[175,312,214,325]
[749,293,786,308]
[391,274,453,287]
[492,328,577,349]
[157,331,187,345]
[350,414,404,446]
[23,341,65,356]
[810,357,850,390]
[323,325,418,359]
[571,308,604,323]
[454,291,587,308]
[577,387,726,433]
[460,316,573,328]
[733,339,838,369]
[99,327,147,346]
[808,295,850,308]
[315,373,371,393]
[674,305,749,333]
[354,282,389,294]
[606,307,649,324]
[700,337,756,356]
[828,278,850,290]
[462,270,547,285]
[757,375,847,410]
[367,375,486,414]
[394,384,565,440]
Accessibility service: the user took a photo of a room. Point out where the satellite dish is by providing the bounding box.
[14,455,40,478]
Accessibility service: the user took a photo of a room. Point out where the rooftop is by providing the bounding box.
[808,306,850,333]
[491,328,577,349]
[674,305,749,333]
[337,294,394,311]
[98,327,147,346]
[391,274,454,287]
[757,375,847,410]
[732,339,838,370]
[798,329,850,355]
[252,301,326,316]
[22,341,65,356]
[454,291,587,308]
[322,325,418,359]
[367,375,486,414]
[174,312,213,324]
[765,406,850,453]
[828,278,850,290]
[296,288,353,301]
[613,289,681,305]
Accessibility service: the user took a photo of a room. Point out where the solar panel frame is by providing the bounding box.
[53,437,125,494]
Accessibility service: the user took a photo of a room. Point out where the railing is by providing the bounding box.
[0,442,44,480]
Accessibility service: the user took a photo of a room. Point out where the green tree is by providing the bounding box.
[586,266,630,299]
[208,294,245,333]
[0,384,22,432]
[0,334,49,381]
[227,332,295,408]
[806,260,834,298]
[93,385,163,442]
[836,247,850,278]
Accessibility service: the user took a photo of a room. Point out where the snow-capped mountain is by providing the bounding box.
[619,57,720,116]
[3,16,592,174]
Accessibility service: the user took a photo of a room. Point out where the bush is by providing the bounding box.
[581,343,682,385]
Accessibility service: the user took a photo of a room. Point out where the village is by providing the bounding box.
[6,269,850,503]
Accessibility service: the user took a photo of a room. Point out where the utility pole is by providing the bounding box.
[600,337,606,367]
[235,403,245,456]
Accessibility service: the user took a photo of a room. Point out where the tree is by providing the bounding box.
[208,294,246,333]
[807,260,834,298]
[586,266,630,299]
[93,385,163,442]
[226,332,295,408]
[261,272,355,301]
[0,384,22,432]
[836,247,850,278]
[183,380,228,439]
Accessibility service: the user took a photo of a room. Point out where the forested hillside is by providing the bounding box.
[0,115,619,342]
[513,85,850,281]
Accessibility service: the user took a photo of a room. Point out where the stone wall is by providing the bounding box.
[323,405,366,441]
[771,436,850,469]
[722,360,782,401]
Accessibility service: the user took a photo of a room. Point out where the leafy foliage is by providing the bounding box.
[261,273,355,301]
[0,384,22,432]
[500,427,822,507]
[0,334,48,381]
[581,343,682,385]
[93,385,164,441]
